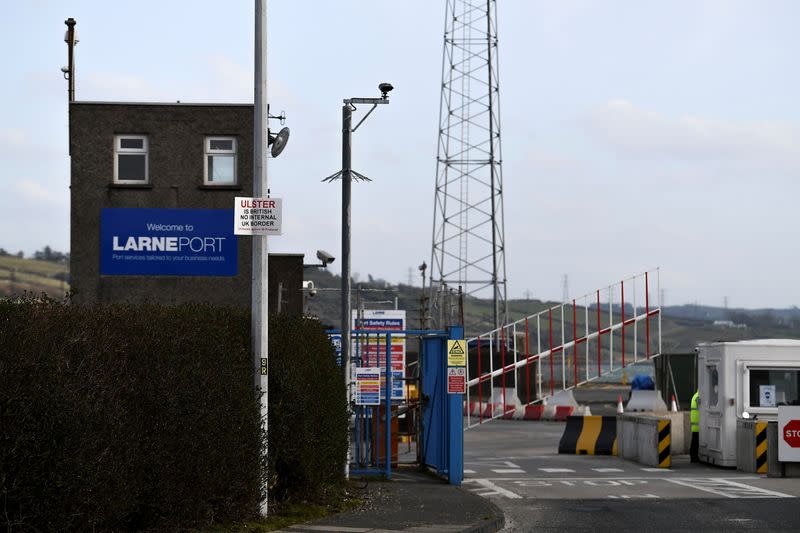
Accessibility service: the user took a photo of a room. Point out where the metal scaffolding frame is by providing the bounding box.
[429,0,508,333]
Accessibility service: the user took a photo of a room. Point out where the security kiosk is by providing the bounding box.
[697,340,800,467]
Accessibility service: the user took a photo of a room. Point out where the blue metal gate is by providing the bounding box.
[420,326,464,485]
[330,326,464,485]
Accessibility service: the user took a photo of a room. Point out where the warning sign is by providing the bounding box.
[447,367,466,394]
[447,339,466,366]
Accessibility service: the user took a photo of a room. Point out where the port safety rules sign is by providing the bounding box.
[235,197,282,235]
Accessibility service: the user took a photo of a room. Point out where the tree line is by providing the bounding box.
[0,245,69,264]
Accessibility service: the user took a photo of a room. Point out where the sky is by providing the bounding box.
[2,1,799,309]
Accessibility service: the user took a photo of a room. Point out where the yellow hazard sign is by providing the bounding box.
[447,339,466,366]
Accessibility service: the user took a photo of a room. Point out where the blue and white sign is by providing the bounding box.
[328,333,343,367]
[100,208,237,276]
[352,309,406,401]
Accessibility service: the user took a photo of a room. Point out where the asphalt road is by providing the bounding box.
[463,419,800,532]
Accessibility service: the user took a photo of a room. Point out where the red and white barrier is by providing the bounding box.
[464,270,661,430]
[464,401,591,421]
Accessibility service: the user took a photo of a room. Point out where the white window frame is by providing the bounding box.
[741,361,800,418]
[113,134,149,184]
[204,136,237,186]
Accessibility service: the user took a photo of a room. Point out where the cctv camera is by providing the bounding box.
[418,261,427,272]
[60,66,69,73]
[309,288,317,297]
[379,82,394,98]
[316,250,335,266]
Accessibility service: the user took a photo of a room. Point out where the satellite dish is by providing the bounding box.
[268,127,290,158]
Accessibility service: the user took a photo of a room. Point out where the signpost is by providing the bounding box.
[353,310,406,401]
[778,406,800,462]
[235,197,283,235]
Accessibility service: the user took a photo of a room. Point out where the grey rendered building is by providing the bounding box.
[69,101,301,313]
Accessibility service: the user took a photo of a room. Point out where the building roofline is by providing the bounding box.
[70,100,254,107]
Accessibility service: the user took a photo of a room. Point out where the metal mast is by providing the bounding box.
[430,0,508,332]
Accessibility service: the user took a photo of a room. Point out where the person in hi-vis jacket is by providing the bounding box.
[690,390,700,462]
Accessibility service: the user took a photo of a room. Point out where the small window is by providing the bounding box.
[204,136,237,185]
[749,368,800,407]
[708,366,719,407]
[114,135,148,183]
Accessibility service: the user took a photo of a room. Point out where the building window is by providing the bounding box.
[205,136,237,185]
[748,368,800,407]
[114,135,148,183]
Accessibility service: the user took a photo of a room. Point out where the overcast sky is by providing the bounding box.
[2,1,799,308]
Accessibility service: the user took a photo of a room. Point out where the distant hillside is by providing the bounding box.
[0,255,69,299]
[4,258,798,352]
[302,269,800,350]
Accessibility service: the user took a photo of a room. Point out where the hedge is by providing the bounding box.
[0,298,347,531]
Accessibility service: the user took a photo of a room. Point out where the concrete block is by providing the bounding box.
[736,419,768,473]
[626,389,669,412]
[544,389,579,407]
[616,413,674,467]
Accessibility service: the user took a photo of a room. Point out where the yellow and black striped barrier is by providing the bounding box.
[558,416,617,455]
[657,419,671,468]
[756,422,768,474]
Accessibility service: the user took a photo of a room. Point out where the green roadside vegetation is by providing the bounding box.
[1,300,349,531]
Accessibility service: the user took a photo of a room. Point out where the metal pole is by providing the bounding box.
[341,102,353,479]
[65,18,76,102]
[253,0,269,517]
[486,0,500,332]
[385,332,392,480]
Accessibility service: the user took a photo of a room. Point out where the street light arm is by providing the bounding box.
[351,103,378,133]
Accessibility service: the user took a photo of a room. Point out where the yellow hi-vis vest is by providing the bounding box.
[691,391,700,433]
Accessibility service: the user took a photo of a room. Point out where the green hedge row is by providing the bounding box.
[0,298,347,531]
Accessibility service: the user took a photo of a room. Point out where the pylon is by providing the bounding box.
[616,394,624,414]
[670,394,678,412]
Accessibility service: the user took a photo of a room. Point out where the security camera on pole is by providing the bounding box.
[323,82,393,479]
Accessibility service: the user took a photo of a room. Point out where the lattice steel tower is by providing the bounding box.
[429,0,508,331]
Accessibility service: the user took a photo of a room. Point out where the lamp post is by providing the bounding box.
[252,0,269,516]
[323,83,393,478]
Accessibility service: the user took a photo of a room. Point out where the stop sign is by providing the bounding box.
[783,420,800,448]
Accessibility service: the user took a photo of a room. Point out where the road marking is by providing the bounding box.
[592,468,624,472]
[465,478,523,499]
[492,468,525,474]
[641,468,674,472]
[463,469,476,474]
[666,478,794,499]
[288,526,370,532]
[511,478,650,488]
[539,468,575,473]
[608,494,659,499]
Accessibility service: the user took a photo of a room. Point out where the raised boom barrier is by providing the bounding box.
[465,270,662,429]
